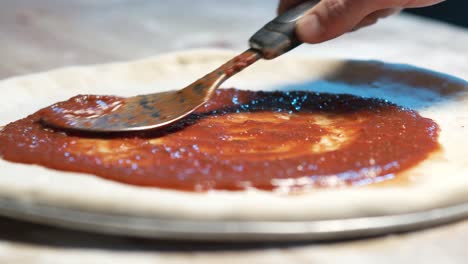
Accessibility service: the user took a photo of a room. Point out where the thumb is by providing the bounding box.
[296,0,377,43]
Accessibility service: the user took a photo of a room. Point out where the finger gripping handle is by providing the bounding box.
[249,0,319,59]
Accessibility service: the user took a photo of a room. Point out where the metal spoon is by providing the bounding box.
[41,0,319,132]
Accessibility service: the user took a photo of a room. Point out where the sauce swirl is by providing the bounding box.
[0,89,440,192]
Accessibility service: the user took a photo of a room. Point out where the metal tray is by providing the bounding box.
[0,197,467,241]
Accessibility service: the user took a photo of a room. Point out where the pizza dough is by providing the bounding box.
[0,50,467,221]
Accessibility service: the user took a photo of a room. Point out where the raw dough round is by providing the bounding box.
[0,50,466,220]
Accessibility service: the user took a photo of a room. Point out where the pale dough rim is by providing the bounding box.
[0,49,467,221]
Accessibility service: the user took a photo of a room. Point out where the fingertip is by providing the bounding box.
[296,14,326,44]
[404,0,446,8]
[296,0,379,44]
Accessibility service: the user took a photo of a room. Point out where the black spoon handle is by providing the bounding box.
[249,0,320,59]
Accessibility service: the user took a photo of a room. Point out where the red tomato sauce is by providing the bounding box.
[0,89,440,192]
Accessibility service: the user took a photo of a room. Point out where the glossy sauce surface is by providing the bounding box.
[0,89,440,192]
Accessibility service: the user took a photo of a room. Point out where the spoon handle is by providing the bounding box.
[249,0,319,60]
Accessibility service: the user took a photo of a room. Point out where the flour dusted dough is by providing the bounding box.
[0,50,467,221]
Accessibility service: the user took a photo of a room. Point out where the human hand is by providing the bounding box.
[278,0,446,43]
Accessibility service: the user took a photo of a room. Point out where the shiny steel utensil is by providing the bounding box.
[41,1,319,132]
